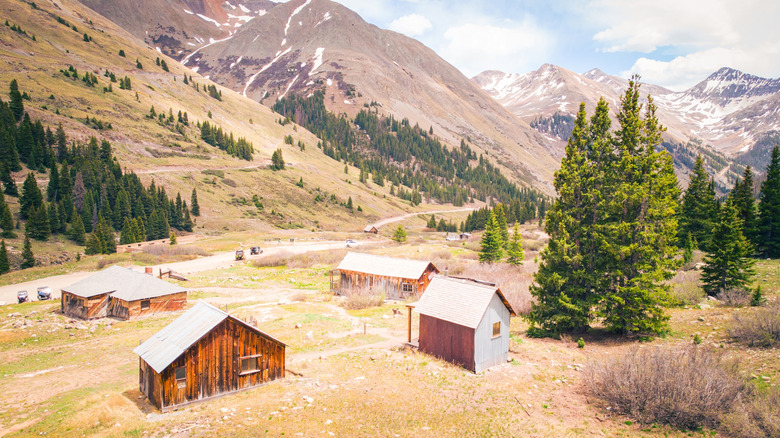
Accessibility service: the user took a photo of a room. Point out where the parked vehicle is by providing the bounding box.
[346,239,359,248]
[37,286,52,300]
[250,246,263,255]
[235,249,244,261]
[17,290,28,303]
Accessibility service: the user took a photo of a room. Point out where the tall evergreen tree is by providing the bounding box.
[701,201,756,295]
[9,79,24,121]
[19,172,42,219]
[506,223,525,265]
[47,163,60,201]
[493,203,509,247]
[757,146,780,257]
[84,232,103,255]
[20,235,34,268]
[0,239,9,274]
[479,210,504,263]
[678,155,717,249]
[68,214,86,245]
[0,200,14,238]
[190,188,200,216]
[392,225,407,243]
[729,165,758,247]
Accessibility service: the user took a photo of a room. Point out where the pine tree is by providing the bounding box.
[479,211,504,263]
[678,155,717,250]
[190,188,200,216]
[682,232,693,264]
[757,146,780,257]
[0,240,9,274]
[20,235,34,268]
[0,199,14,238]
[69,214,86,245]
[392,225,407,243]
[19,172,42,219]
[493,203,509,247]
[701,201,756,295]
[84,232,103,255]
[47,163,60,202]
[346,196,353,211]
[120,217,133,244]
[271,148,285,170]
[506,223,524,265]
[426,214,436,229]
[729,165,758,246]
[9,79,24,121]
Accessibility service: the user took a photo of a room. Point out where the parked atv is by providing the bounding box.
[17,290,28,303]
[235,249,244,261]
[250,246,263,255]
[37,286,52,300]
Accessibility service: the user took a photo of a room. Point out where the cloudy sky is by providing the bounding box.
[333,0,780,91]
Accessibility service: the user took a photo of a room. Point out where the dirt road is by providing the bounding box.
[0,239,361,306]
[369,207,477,230]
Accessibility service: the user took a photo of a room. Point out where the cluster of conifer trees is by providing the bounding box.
[272,91,546,208]
[462,195,546,232]
[477,204,524,266]
[0,81,199,272]
[199,120,253,161]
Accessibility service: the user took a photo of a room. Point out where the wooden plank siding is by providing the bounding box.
[61,291,109,320]
[419,314,476,372]
[339,265,437,300]
[109,292,187,321]
[151,318,285,411]
[473,294,511,373]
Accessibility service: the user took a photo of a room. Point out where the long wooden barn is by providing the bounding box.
[61,266,187,320]
[412,276,516,372]
[334,252,439,299]
[134,301,286,412]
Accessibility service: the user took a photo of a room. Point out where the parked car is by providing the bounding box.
[250,246,263,255]
[37,286,52,300]
[235,249,245,261]
[17,290,28,303]
[346,239,359,248]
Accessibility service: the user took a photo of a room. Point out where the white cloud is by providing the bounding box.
[388,14,432,37]
[439,21,554,78]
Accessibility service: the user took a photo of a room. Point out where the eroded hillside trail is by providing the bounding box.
[368,206,477,229]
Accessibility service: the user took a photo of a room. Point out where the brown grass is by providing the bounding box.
[339,288,385,310]
[457,262,534,315]
[584,346,747,431]
[716,287,752,307]
[721,387,780,438]
[729,303,780,347]
[252,249,348,269]
[668,270,705,305]
[142,245,209,257]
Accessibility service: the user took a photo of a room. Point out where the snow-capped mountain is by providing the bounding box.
[81,0,563,192]
[474,66,780,156]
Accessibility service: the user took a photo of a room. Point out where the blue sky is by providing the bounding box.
[334,0,780,91]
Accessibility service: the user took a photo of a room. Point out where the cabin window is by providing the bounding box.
[141,299,150,310]
[492,321,501,338]
[402,282,413,293]
[175,366,186,389]
[240,354,262,375]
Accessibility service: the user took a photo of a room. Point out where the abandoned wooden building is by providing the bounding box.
[134,301,286,411]
[363,225,378,234]
[333,252,439,299]
[61,265,187,320]
[411,276,516,372]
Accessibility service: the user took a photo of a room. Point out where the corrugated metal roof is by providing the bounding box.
[363,225,377,232]
[413,276,515,329]
[133,301,287,374]
[336,252,437,280]
[61,266,187,301]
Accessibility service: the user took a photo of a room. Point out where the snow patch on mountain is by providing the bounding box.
[239,4,250,13]
[309,47,324,76]
[243,47,292,96]
[183,9,193,15]
[284,0,312,37]
[229,56,243,69]
[279,75,299,100]
[196,14,221,28]
[316,11,331,26]
[182,35,234,65]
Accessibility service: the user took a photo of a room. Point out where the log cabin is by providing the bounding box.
[334,252,438,299]
[61,266,187,320]
[411,276,516,372]
[363,225,378,234]
[134,301,286,412]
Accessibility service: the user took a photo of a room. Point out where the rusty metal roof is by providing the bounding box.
[336,252,437,280]
[413,276,516,329]
[133,301,286,374]
[61,265,186,301]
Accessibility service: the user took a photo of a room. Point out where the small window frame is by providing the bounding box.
[175,365,186,389]
[402,282,413,293]
[239,354,263,376]
[140,299,150,310]
[492,321,501,339]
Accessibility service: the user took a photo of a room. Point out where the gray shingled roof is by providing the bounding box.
[413,276,515,329]
[336,252,437,280]
[61,266,187,301]
[133,301,285,373]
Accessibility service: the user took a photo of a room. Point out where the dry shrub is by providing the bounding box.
[716,287,752,307]
[291,292,307,302]
[584,346,746,431]
[669,270,705,305]
[721,387,780,438]
[432,249,452,260]
[457,262,534,315]
[523,238,544,253]
[340,288,384,310]
[252,250,292,267]
[729,303,780,347]
[96,258,112,269]
[142,245,208,257]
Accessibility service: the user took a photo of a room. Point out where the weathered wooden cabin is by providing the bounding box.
[363,225,378,234]
[61,266,187,320]
[134,301,286,411]
[412,276,515,372]
[334,252,438,299]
